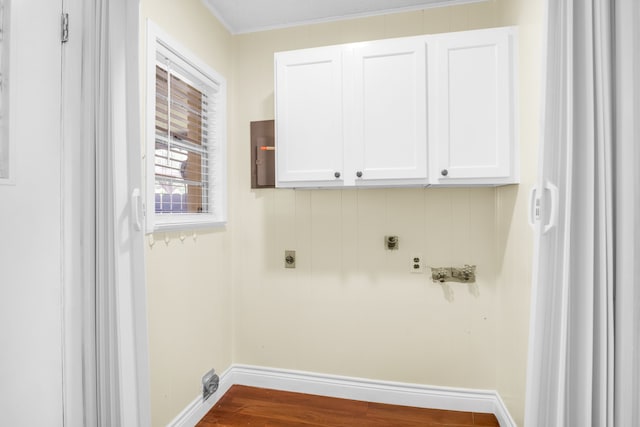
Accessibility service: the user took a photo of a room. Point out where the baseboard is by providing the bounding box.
[169,364,517,427]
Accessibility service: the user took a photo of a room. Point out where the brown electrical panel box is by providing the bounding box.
[250,120,275,188]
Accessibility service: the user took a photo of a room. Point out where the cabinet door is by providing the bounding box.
[350,38,428,185]
[275,46,344,187]
[431,28,517,184]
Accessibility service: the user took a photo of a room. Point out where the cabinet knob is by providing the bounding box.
[334,172,341,178]
[356,171,363,178]
[441,169,449,177]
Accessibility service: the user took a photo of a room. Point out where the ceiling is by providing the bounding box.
[202,0,484,34]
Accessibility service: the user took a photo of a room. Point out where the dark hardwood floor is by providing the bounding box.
[197,385,500,426]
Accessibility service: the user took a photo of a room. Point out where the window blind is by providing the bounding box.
[146,22,227,232]
[154,51,219,215]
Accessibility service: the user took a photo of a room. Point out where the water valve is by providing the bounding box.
[430,265,476,283]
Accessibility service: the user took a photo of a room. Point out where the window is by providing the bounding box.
[145,21,227,232]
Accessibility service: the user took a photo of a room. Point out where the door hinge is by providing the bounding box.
[61,13,69,43]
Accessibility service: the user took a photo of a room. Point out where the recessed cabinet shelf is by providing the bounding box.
[274,26,518,189]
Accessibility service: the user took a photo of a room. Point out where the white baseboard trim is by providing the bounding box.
[168,364,517,427]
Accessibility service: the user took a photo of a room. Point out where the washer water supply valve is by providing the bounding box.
[430,265,476,283]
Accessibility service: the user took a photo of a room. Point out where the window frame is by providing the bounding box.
[145,20,227,233]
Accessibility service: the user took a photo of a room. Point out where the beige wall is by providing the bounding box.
[142,0,542,425]
[495,0,543,420]
[140,1,234,425]
[230,1,542,425]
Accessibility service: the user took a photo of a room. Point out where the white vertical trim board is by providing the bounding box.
[168,365,516,427]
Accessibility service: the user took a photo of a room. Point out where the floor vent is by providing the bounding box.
[202,369,219,401]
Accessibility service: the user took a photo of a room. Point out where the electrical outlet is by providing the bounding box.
[410,255,424,273]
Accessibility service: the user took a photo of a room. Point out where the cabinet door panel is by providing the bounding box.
[352,38,427,183]
[275,47,344,186]
[433,29,515,183]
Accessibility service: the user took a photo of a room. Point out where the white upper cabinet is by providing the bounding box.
[274,26,518,188]
[275,46,345,187]
[350,38,428,186]
[429,27,518,185]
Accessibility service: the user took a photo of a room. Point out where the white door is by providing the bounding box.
[351,37,428,185]
[0,0,64,426]
[275,46,344,187]
[431,28,516,184]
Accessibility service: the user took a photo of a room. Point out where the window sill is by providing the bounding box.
[148,213,226,234]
